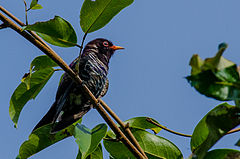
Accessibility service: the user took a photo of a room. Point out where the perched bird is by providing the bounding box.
[33,38,124,133]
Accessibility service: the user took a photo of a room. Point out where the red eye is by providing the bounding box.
[103,41,109,47]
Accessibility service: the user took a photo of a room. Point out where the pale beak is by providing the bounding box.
[110,45,124,50]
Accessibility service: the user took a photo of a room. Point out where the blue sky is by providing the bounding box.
[0,0,240,158]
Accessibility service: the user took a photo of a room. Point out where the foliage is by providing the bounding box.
[23,16,77,47]
[203,149,240,159]
[19,123,75,159]
[124,117,162,134]
[29,0,42,10]
[9,56,59,127]
[1,0,239,159]
[104,128,183,159]
[187,43,240,101]
[190,103,240,158]
[80,0,134,33]
[74,123,107,159]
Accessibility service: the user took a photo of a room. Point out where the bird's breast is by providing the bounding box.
[80,55,108,98]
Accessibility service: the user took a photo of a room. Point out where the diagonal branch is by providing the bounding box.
[0,6,146,159]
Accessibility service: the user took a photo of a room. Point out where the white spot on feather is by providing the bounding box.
[56,111,64,122]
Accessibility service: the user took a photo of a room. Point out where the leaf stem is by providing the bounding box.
[54,68,63,71]
[215,81,234,86]
[215,81,240,89]
[146,118,192,137]
[0,7,146,159]
[80,33,88,55]
[146,118,240,137]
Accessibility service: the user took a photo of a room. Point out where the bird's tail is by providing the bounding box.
[32,102,57,132]
[50,108,90,134]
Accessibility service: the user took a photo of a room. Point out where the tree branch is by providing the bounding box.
[0,23,7,29]
[0,6,146,159]
[227,127,240,135]
[100,99,148,159]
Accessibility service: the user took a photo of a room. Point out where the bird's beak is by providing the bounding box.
[110,45,124,50]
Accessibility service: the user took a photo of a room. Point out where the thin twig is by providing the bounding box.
[0,6,51,50]
[146,118,192,137]
[80,33,88,55]
[23,0,28,25]
[147,118,240,137]
[77,32,88,74]
[100,99,148,159]
[0,9,145,159]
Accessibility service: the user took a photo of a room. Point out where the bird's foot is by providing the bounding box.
[92,98,101,109]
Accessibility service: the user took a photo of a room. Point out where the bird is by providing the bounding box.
[32,38,124,133]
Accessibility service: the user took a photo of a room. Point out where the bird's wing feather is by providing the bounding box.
[100,78,109,98]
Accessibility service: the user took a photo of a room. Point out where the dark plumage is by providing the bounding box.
[33,38,124,133]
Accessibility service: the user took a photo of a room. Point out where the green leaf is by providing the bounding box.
[204,149,240,159]
[187,43,240,101]
[105,117,162,140]
[187,65,240,101]
[80,0,134,33]
[24,16,77,47]
[74,123,107,159]
[201,43,234,71]
[104,128,183,159]
[124,117,162,134]
[29,0,38,10]
[29,0,43,10]
[76,144,103,159]
[19,122,78,159]
[9,68,55,127]
[104,138,134,159]
[30,55,59,73]
[9,55,59,127]
[29,0,37,9]
[189,54,204,75]
[31,4,43,10]
[190,103,240,158]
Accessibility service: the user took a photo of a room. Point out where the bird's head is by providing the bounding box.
[82,38,124,66]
